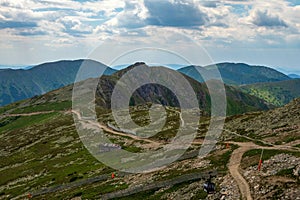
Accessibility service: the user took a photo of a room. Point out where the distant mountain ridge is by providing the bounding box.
[0,65,32,70]
[288,74,300,79]
[0,60,295,108]
[0,59,116,106]
[178,63,291,85]
[8,62,270,116]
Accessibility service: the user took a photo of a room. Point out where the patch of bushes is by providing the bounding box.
[123,145,142,153]
[0,116,20,128]
[208,149,233,171]
[276,168,294,177]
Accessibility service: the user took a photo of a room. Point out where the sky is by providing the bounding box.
[0,0,299,74]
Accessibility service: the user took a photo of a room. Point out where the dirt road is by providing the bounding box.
[0,111,55,118]
[228,143,253,200]
[227,141,300,200]
[72,110,162,148]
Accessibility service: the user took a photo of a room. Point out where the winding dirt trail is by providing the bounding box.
[0,111,55,117]
[228,143,253,200]
[227,141,300,200]
[72,110,162,148]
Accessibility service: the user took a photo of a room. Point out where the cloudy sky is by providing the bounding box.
[0,0,299,74]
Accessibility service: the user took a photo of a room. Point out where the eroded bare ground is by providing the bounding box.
[227,141,300,200]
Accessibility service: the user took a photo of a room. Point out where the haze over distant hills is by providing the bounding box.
[113,63,186,70]
[288,74,300,79]
[0,65,32,70]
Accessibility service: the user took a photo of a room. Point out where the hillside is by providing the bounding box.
[225,98,300,145]
[1,63,271,116]
[0,59,116,106]
[0,83,299,199]
[106,63,271,115]
[240,79,300,106]
[178,63,291,85]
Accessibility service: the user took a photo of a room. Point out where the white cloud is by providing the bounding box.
[102,0,148,29]
[143,0,208,27]
[248,9,288,27]
[81,0,125,17]
[0,0,299,72]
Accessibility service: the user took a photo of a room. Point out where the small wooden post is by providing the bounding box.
[226,143,230,149]
[258,149,264,171]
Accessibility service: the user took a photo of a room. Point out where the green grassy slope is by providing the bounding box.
[240,79,300,106]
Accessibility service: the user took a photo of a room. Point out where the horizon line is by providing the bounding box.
[0,59,299,75]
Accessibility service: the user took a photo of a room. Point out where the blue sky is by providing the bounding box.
[0,0,299,74]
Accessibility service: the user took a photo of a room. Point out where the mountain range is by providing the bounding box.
[1,62,270,116]
[0,59,299,109]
